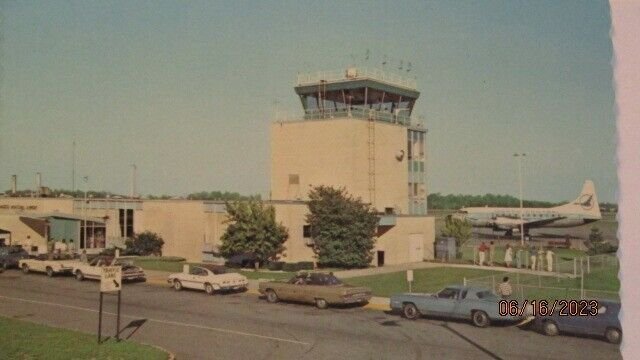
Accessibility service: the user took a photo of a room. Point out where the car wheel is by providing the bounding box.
[265,289,279,303]
[205,283,215,295]
[542,320,559,336]
[22,264,29,274]
[472,311,490,328]
[75,270,84,281]
[403,303,421,320]
[315,298,328,309]
[605,327,622,344]
[173,280,183,291]
[46,267,54,278]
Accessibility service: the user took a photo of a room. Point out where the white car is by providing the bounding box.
[167,265,248,295]
[19,258,74,277]
[72,256,146,282]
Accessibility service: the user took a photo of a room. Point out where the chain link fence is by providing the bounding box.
[463,254,619,301]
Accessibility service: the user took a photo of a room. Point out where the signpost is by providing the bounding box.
[406,270,414,293]
[98,266,122,343]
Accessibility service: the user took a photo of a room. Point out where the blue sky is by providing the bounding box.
[0,1,616,202]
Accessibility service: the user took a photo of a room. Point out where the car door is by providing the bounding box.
[184,267,206,290]
[424,288,460,317]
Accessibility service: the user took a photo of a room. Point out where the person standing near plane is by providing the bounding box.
[537,246,545,271]
[488,241,496,266]
[546,248,554,272]
[478,242,488,266]
[530,250,537,271]
[504,244,513,268]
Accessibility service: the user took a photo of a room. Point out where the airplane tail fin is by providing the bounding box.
[567,180,600,218]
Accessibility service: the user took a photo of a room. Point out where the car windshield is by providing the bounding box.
[437,288,460,299]
[476,291,498,300]
[309,273,342,285]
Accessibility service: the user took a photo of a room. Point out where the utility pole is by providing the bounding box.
[72,140,76,191]
[83,176,88,250]
[130,164,137,198]
[513,153,526,246]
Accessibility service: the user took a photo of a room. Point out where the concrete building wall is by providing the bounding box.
[375,216,435,265]
[271,118,409,213]
[0,199,435,266]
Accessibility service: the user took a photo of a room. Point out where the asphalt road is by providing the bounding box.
[0,270,621,360]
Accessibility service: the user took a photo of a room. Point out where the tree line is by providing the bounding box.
[428,193,617,212]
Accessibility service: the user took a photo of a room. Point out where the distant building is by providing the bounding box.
[0,67,435,266]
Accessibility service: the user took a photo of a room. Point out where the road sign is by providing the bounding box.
[406,269,413,282]
[100,266,122,293]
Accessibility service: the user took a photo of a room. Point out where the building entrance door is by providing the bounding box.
[408,234,424,263]
[377,251,385,267]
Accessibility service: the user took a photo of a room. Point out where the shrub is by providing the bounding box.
[297,261,314,270]
[282,262,298,272]
[124,231,164,256]
[266,261,284,271]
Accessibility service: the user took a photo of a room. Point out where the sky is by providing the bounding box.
[0,0,617,203]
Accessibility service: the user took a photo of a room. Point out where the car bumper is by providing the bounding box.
[219,283,248,291]
[342,294,372,304]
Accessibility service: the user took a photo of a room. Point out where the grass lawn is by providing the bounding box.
[346,265,620,301]
[0,316,167,360]
[346,267,505,298]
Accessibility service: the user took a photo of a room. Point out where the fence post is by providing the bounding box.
[492,276,496,293]
[463,277,467,286]
[573,258,577,277]
[580,266,585,299]
[587,256,590,274]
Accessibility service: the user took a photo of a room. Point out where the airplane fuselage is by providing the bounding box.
[458,207,599,230]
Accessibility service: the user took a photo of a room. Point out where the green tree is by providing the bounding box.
[441,216,473,253]
[125,231,164,256]
[219,201,288,266]
[306,186,378,268]
[587,226,616,255]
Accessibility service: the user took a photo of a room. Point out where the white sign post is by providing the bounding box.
[98,266,123,343]
[101,266,122,292]
[407,270,414,293]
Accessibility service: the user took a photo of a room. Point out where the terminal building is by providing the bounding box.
[0,67,435,266]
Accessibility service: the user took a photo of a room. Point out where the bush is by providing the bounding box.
[124,232,164,256]
[282,262,298,272]
[297,261,314,270]
[281,261,315,272]
[266,261,284,271]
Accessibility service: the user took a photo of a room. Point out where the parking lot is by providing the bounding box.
[0,270,621,360]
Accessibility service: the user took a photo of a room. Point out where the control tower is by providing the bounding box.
[271,67,427,215]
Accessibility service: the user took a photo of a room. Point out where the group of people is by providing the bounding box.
[477,241,555,272]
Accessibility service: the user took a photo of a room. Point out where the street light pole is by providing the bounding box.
[513,153,526,246]
[83,176,88,250]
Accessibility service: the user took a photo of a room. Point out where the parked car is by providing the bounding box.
[0,246,29,270]
[167,265,248,295]
[72,256,146,282]
[225,252,259,268]
[390,285,527,327]
[18,258,74,277]
[533,300,621,344]
[258,272,372,309]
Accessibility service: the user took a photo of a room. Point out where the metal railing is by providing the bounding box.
[296,67,418,90]
[274,107,424,128]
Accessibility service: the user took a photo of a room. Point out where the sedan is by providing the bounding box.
[533,300,621,344]
[390,285,527,327]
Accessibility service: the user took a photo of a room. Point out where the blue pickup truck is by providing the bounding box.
[390,285,526,327]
